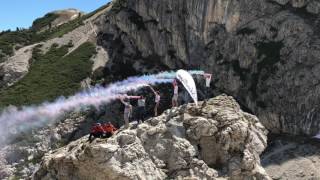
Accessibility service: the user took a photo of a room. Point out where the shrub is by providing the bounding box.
[0,42,96,107]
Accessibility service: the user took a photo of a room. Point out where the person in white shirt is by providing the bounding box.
[120,96,132,129]
[172,79,179,107]
[137,95,146,123]
[204,73,212,88]
[148,85,161,116]
[203,73,212,99]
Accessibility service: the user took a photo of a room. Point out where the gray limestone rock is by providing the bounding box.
[34,95,270,180]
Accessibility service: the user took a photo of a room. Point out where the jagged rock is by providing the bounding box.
[306,0,320,14]
[0,152,13,179]
[96,0,320,136]
[34,95,270,180]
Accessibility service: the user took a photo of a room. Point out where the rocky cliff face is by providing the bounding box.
[34,95,270,180]
[97,0,320,135]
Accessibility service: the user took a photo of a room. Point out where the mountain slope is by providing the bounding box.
[0,42,95,107]
[0,4,111,105]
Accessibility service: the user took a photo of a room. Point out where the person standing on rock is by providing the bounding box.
[203,73,212,99]
[120,96,132,128]
[172,79,179,107]
[137,95,146,123]
[148,85,161,116]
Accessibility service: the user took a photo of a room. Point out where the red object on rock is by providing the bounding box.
[90,123,106,134]
[102,123,118,134]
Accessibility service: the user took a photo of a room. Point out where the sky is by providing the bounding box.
[0,0,110,31]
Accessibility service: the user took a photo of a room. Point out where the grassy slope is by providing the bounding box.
[0,42,96,107]
[31,13,60,32]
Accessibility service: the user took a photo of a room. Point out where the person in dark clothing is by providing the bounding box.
[137,96,146,123]
[203,73,212,99]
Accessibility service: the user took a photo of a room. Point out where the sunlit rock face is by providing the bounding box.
[97,0,320,135]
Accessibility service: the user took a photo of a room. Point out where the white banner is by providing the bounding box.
[176,69,198,106]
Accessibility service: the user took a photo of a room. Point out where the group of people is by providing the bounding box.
[89,72,212,141]
[119,85,158,129]
[120,73,212,129]
[88,122,117,142]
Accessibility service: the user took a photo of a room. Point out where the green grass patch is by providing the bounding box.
[36,17,84,40]
[0,30,35,59]
[0,42,95,107]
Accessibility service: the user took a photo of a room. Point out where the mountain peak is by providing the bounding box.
[32,9,85,32]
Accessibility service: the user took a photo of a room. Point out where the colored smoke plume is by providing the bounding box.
[0,70,204,146]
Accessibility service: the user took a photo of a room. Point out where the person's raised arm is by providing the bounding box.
[204,73,212,78]
[148,85,157,95]
[120,95,127,105]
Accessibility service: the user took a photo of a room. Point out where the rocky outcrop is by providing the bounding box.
[34,95,270,180]
[96,0,320,135]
